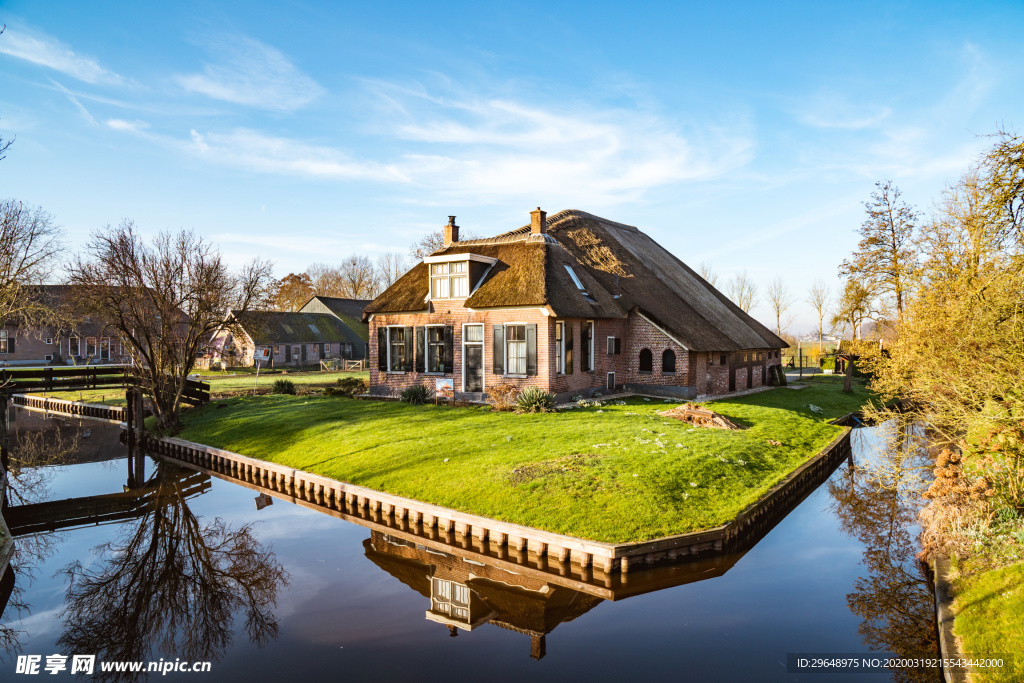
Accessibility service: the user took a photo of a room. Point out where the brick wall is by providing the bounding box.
[1,326,128,365]
[621,315,692,389]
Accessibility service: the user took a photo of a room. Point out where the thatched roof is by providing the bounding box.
[364,210,787,352]
[230,310,363,346]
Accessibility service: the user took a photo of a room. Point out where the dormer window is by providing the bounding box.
[430,262,468,299]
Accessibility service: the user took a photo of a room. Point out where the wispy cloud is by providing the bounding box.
[50,80,98,126]
[0,27,123,85]
[797,94,891,130]
[111,80,753,206]
[174,36,325,112]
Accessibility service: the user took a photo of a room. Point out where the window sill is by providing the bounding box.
[662,372,676,376]
[638,371,653,375]
[504,374,528,379]
[424,372,446,376]
[385,371,407,375]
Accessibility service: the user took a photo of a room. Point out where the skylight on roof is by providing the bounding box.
[564,265,586,292]
[308,324,320,335]
[282,324,294,334]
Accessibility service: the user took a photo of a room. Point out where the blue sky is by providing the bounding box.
[2,1,1022,332]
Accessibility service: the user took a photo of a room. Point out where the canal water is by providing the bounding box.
[1,411,939,682]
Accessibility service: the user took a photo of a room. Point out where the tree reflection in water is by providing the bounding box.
[56,463,288,681]
[828,425,940,683]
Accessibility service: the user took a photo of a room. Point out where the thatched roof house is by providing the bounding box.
[365,209,786,400]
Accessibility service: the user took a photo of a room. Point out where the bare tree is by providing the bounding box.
[67,222,274,431]
[840,180,919,326]
[305,263,345,298]
[765,276,795,334]
[409,227,480,261]
[376,252,407,290]
[698,262,719,287]
[726,271,758,313]
[831,278,881,340]
[806,279,831,354]
[0,200,64,327]
[339,254,379,299]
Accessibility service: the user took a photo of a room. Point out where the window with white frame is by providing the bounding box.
[583,320,594,371]
[0,330,9,354]
[505,324,527,375]
[86,337,97,356]
[46,337,53,345]
[323,343,331,358]
[388,327,407,371]
[69,336,80,356]
[555,322,566,374]
[430,262,468,299]
[426,326,445,373]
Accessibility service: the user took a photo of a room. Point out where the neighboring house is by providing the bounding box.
[363,209,786,401]
[298,296,372,359]
[210,297,370,367]
[0,285,129,367]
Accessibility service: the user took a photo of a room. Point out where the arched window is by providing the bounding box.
[639,348,653,372]
[662,349,676,373]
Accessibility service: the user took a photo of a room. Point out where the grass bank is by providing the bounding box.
[952,562,1024,682]
[33,371,369,406]
[177,382,872,543]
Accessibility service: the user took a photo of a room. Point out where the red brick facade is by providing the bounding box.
[0,325,128,366]
[369,301,781,401]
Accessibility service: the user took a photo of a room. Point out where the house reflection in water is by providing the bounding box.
[364,531,603,659]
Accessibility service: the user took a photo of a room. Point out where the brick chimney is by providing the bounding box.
[530,207,547,236]
[443,216,459,246]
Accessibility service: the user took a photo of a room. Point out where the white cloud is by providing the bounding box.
[50,80,98,126]
[174,36,325,112]
[0,27,123,85]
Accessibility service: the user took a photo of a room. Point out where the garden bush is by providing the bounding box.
[325,376,368,397]
[272,379,296,395]
[515,387,556,413]
[488,383,520,411]
[820,357,836,371]
[400,384,432,404]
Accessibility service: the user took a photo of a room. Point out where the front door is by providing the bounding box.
[728,353,736,392]
[463,324,483,392]
[285,345,291,363]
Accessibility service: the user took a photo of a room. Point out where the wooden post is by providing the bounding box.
[125,388,136,484]
[132,389,145,486]
[843,356,854,394]
[0,393,9,473]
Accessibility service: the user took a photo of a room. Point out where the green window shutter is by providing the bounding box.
[377,327,387,371]
[443,325,454,374]
[403,326,414,371]
[526,324,537,376]
[566,322,574,374]
[492,325,504,374]
[581,323,590,371]
[415,326,425,373]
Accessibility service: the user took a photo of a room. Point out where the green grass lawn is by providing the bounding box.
[176,382,872,543]
[953,562,1024,682]
[32,370,369,406]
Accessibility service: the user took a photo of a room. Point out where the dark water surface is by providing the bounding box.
[1,413,939,682]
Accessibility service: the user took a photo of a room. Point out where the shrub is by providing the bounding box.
[488,383,520,411]
[272,379,296,395]
[325,376,367,397]
[400,384,432,404]
[820,357,836,371]
[516,387,556,413]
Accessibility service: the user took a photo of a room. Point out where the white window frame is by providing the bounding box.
[607,372,615,391]
[430,262,469,300]
[461,323,485,392]
[385,325,408,373]
[45,337,54,345]
[100,337,111,361]
[45,354,53,361]
[424,324,446,374]
[502,322,528,377]
[69,336,80,356]
[607,336,615,355]
[0,329,8,354]
[555,321,566,374]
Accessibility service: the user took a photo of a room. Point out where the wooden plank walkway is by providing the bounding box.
[11,393,127,423]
